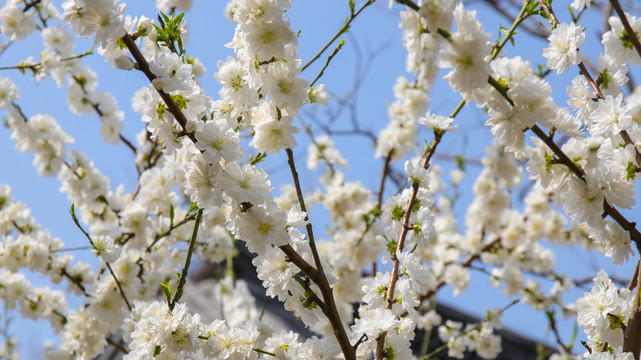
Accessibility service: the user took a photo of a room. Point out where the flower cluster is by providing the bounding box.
[2,0,641,359]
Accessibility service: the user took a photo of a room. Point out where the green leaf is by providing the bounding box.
[152,23,166,39]
[545,308,555,324]
[160,281,172,303]
[392,205,404,222]
[362,214,370,223]
[169,204,175,227]
[188,201,198,214]
[607,313,626,330]
[249,152,267,165]
[349,0,355,14]
[455,155,464,171]
[386,238,398,255]
[160,12,170,25]
[411,199,421,213]
[626,161,638,181]
[174,12,185,24]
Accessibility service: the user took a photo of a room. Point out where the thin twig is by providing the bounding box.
[170,208,203,311]
[529,125,641,248]
[146,212,197,253]
[69,204,132,312]
[301,0,375,72]
[628,261,640,290]
[624,261,641,357]
[0,50,93,71]
[120,34,197,144]
[310,38,344,86]
[61,268,89,297]
[284,148,355,360]
[106,337,130,355]
[609,0,641,62]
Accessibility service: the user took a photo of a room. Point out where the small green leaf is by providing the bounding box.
[249,152,267,165]
[160,281,172,303]
[626,161,638,181]
[160,12,170,25]
[188,201,198,214]
[411,199,421,213]
[152,23,167,39]
[174,12,185,24]
[386,239,398,256]
[392,205,404,222]
[362,214,370,223]
[455,155,464,171]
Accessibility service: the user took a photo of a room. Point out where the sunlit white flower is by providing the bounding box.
[543,23,585,74]
[418,112,458,131]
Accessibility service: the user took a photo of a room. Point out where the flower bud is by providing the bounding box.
[114,56,135,70]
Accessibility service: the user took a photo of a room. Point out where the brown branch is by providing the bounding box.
[579,53,641,167]
[118,134,137,154]
[145,212,197,253]
[294,274,326,313]
[529,125,641,249]
[70,75,138,154]
[547,309,573,354]
[480,0,549,39]
[0,50,93,71]
[629,261,640,290]
[376,131,444,359]
[22,0,42,13]
[106,337,130,355]
[279,244,320,280]
[120,34,197,144]
[284,148,355,360]
[610,0,641,62]
[61,268,89,297]
[578,62,605,100]
[624,260,641,359]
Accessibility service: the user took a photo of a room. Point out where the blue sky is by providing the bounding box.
[0,0,639,358]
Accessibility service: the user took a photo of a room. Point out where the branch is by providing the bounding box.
[376,131,445,359]
[284,148,355,360]
[624,260,641,358]
[69,204,132,312]
[70,75,137,154]
[120,34,197,144]
[310,38,345,87]
[577,62,641,166]
[301,0,375,72]
[0,50,93,71]
[60,268,89,297]
[106,337,130,355]
[609,0,641,62]
[146,212,198,253]
[529,125,641,248]
[170,208,203,310]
